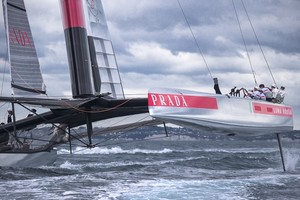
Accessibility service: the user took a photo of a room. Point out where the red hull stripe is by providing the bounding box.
[252,102,293,117]
[61,0,86,29]
[148,93,218,109]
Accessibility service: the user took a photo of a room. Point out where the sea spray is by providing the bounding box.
[58,146,173,155]
[284,149,300,171]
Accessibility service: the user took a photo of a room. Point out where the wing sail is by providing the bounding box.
[3,0,46,96]
[83,0,124,99]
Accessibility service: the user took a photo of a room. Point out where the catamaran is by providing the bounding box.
[148,87,293,135]
[0,0,294,169]
[0,0,152,167]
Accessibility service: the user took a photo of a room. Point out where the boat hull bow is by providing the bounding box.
[148,88,293,135]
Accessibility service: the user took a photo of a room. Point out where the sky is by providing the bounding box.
[0,0,299,129]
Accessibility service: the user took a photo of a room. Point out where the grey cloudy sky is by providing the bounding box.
[0,0,299,129]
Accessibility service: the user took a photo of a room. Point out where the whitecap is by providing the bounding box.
[58,146,173,155]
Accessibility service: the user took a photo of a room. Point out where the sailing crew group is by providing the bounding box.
[231,84,285,103]
[250,84,285,103]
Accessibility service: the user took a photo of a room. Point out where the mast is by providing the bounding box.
[60,0,125,99]
[60,0,94,98]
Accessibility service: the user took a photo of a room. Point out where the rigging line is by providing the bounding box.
[0,127,23,146]
[17,103,90,146]
[92,114,138,135]
[52,126,90,147]
[93,115,155,147]
[61,98,133,114]
[46,125,89,147]
[92,117,153,147]
[92,122,172,148]
[10,66,46,95]
[232,0,257,85]
[4,103,10,123]
[54,127,90,147]
[0,102,8,109]
[11,135,52,143]
[68,127,90,146]
[18,127,52,141]
[176,0,213,79]
[240,0,277,86]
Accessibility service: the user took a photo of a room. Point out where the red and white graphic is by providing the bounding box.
[253,102,293,117]
[148,93,218,109]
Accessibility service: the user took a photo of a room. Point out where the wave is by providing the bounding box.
[59,160,82,170]
[55,155,207,171]
[106,172,300,200]
[202,148,278,154]
[58,146,278,155]
[58,146,173,155]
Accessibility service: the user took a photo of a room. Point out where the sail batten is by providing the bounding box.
[3,0,46,96]
[7,2,26,12]
[83,0,124,99]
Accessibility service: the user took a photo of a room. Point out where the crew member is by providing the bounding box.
[259,84,272,102]
[229,86,236,96]
[251,87,261,100]
[275,86,285,104]
[7,110,13,123]
[213,78,222,94]
[270,84,279,99]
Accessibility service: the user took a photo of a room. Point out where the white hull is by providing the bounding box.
[148,88,293,135]
[0,149,57,168]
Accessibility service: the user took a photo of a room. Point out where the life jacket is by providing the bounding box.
[271,88,279,98]
[275,90,285,103]
[261,87,272,98]
[252,91,261,100]
[259,92,266,100]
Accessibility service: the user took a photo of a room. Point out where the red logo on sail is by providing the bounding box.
[148,93,218,109]
[9,27,33,48]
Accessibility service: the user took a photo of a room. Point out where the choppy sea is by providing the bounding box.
[0,127,300,200]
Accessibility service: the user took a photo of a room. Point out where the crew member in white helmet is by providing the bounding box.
[252,86,261,100]
[270,84,278,99]
[275,86,285,103]
[259,84,272,102]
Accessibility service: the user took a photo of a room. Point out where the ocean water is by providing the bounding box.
[0,129,300,200]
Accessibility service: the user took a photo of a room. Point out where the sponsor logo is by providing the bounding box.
[253,102,293,117]
[148,93,218,109]
[9,27,33,48]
